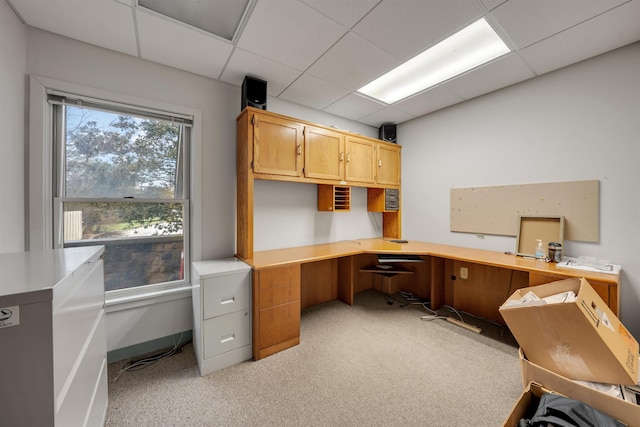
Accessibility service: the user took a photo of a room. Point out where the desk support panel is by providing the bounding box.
[301,259,338,309]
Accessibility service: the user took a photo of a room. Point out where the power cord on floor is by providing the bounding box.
[443,305,508,335]
[113,332,188,382]
[417,300,508,336]
[402,291,432,311]
[380,290,507,335]
[380,290,410,307]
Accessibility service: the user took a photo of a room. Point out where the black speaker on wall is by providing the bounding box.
[241,76,267,111]
[378,123,397,143]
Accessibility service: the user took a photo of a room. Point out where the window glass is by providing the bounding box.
[64,107,182,199]
[55,101,190,291]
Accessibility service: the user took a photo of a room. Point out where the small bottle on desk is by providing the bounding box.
[535,239,545,260]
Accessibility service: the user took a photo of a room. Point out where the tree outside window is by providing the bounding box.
[54,102,190,291]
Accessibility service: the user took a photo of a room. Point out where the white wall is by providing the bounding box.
[13,13,638,347]
[21,27,379,351]
[0,1,26,254]
[400,42,640,340]
[25,28,238,262]
[254,182,382,251]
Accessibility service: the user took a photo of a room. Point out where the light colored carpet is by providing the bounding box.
[105,290,523,426]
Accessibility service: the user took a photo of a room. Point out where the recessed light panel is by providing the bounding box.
[358,18,510,104]
[138,0,249,41]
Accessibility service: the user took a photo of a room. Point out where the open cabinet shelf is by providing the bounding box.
[318,184,351,211]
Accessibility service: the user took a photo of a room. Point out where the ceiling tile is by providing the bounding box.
[394,86,464,118]
[352,0,485,61]
[220,48,302,96]
[8,0,640,126]
[306,33,400,91]
[236,0,347,71]
[444,53,535,100]
[518,0,640,75]
[323,93,386,121]
[491,0,629,49]
[279,74,350,111]
[138,0,249,41]
[477,0,507,12]
[300,0,379,28]
[136,9,233,79]
[358,107,416,128]
[9,0,138,56]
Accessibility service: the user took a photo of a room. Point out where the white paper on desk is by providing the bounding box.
[556,256,621,275]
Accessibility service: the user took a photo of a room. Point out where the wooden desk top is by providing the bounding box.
[239,238,620,285]
[238,241,364,269]
[354,239,619,285]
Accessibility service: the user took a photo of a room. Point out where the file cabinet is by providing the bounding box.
[192,258,252,375]
[0,246,107,427]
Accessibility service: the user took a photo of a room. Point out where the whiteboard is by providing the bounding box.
[450,180,598,242]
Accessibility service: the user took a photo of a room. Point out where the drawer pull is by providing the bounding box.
[220,334,235,344]
[221,297,235,305]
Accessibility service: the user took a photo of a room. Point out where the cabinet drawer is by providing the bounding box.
[53,260,104,398]
[259,301,301,349]
[256,264,300,309]
[56,313,106,427]
[204,310,251,359]
[203,271,251,319]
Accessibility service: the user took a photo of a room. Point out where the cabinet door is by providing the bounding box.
[304,126,345,181]
[345,136,376,184]
[253,264,301,359]
[253,113,303,177]
[376,142,401,186]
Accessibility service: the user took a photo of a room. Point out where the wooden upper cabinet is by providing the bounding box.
[376,142,401,186]
[242,108,401,188]
[344,136,376,185]
[253,113,303,177]
[303,126,345,181]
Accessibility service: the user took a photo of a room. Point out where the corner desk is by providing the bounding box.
[238,238,620,360]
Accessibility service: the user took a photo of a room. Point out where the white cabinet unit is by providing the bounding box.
[0,246,107,427]
[192,258,252,375]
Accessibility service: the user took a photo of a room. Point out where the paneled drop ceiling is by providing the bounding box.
[7,0,640,127]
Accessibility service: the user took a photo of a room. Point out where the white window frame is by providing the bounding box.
[29,75,203,309]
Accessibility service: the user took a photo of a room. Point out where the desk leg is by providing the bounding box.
[430,257,445,310]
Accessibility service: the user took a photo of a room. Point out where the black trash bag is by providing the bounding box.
[520,392,626,427]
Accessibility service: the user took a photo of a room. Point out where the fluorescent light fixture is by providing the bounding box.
[357,18,510,104]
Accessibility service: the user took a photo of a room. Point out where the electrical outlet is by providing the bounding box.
[460,267,468,280]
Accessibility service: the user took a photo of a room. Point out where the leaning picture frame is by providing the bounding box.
[515,215,565,258]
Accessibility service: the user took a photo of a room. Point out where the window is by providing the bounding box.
[50,94,191,292]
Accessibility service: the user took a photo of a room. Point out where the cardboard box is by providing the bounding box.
[372,273,400,294]
[499,277,639,385]
[519,348,640,427]
[503,381,632,427]
[502,382,551,427]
